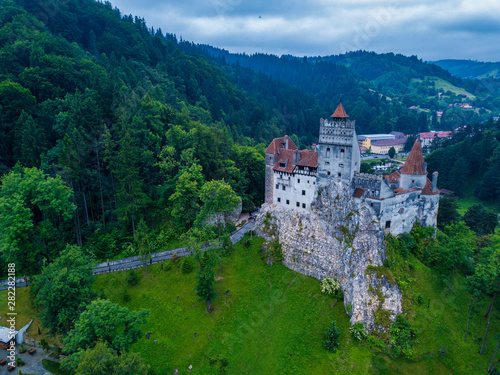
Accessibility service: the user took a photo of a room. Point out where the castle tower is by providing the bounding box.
[316,102,361,189]
[264,135,298,204]
[399,139,427,190]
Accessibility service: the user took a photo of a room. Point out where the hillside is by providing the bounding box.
[181,45,500,132]
[433,59,500,80]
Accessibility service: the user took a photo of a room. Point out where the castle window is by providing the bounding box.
[277,197,281,202]
[370,203,373,207]
[340,149,345,159]
[326,148,331,158]
[302,203,306,208]
[286,199,290,205]
[385,220,391,229]
[338,173,341,177]
[308,180,310,183]
[282,185,286,191]
[339,164,344,168]
[327,172,331,176]
[298,179,300,183]
[280,162,286,168]
[302,190,306,196]
[296,202,300,207]
[325,162,330,165]
[276,184,279,189]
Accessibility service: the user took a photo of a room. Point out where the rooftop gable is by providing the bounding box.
[265,135,298,154]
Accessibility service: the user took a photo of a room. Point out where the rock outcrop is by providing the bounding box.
[255,181,402,330]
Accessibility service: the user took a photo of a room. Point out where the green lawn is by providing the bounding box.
[94,234,499,374]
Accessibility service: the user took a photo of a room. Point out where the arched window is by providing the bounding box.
[326,147,331,158]
[340,149,345,159]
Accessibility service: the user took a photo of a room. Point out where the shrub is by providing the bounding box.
[163,261,173,271]
[323,320,341,352]
[19,344,27,353]
[126,270,140,286]
[181,256,195,273]
[17,356,25,366]
[123,289,131,303]
[40,338,50,352]
[320,277,340,295]
[171,252,180,263]
[349,322,368,341]
[389,314,418,358]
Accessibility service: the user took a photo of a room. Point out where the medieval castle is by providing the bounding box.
[264,102,440,235]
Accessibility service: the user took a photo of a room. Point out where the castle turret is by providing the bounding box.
[399,139,427,190]
[316,102,361,189]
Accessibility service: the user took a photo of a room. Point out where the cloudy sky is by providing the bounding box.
[109,0,500,62]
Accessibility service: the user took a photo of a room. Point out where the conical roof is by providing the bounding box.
[330,102,349,118]
[401,139,426,175]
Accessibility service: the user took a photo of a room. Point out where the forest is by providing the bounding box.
[0,0,499,373]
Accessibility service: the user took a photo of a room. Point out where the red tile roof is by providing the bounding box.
[353,188,366,198]
[296,150,318,168]
[419,131,454,139]
[273,149,318,173]
[372,138,407,147]
[330,102,349,118]
[273,149,296,173]
[387,171,401,183]
[401,140,426,175]
[421,177,440,195]
[265,135,298,154]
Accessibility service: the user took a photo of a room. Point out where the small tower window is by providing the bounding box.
[282,185,286,191]
[338,173,341,177]
[327,172,331,176]
[297,179,300,183]
[276,184,279,189]
[302,190,306,196]
[326,148,331,158]
[385,220,391,229]
[302,203,306,208]
[340,149,345,159]
[277,197,281,202]
[286,199,290,205]
[296,202,300,207]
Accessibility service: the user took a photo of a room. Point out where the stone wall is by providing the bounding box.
[255,181,402,330]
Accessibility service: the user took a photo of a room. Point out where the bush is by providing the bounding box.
[181,256,195,274]
[389,314,418,358]
[163,261,173,271]
[323,320,341,352]
[40,338,50,352]
[171,252,180,263]
[320,277,340,295]
[19,344,27,353]
[126,270,140,286]
[17,356,25,366]
[123,289,131,303]
[349,322,368,341]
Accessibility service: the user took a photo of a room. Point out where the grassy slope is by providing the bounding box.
[93,234,498,375]
[1,234,497,374]
[0,286,62,346]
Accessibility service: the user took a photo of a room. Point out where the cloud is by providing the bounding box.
[108,0,500,61]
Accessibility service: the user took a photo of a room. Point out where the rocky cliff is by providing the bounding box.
[255,181,402,330]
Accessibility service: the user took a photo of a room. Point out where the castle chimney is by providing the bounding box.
[432,171,438,191]
[312,143,317,152]
[284,135,289,149]
[293,150,300,164]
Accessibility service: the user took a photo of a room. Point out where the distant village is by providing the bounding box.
[356,130,454,155]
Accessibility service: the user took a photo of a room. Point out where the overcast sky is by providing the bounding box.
[109,0,500,62]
